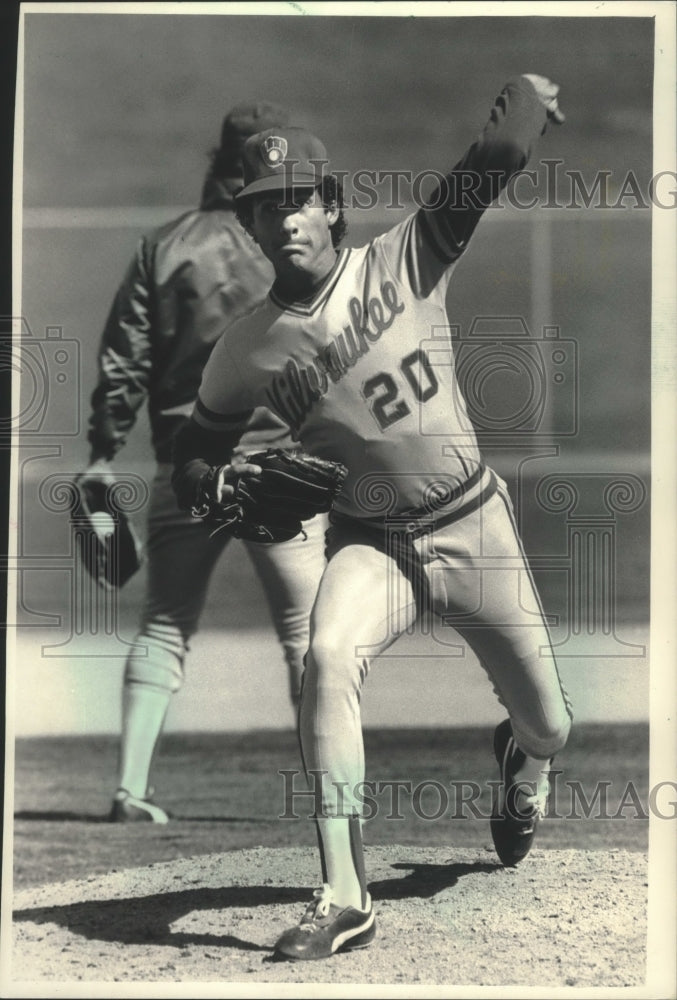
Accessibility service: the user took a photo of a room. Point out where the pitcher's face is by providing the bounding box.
[249,188,338,281]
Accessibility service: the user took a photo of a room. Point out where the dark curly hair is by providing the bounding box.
[235,174,347,248]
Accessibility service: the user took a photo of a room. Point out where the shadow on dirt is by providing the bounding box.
[13,859,499,950]
[14,811,279,824]
[15,811,109,823]
[372,859,501,899]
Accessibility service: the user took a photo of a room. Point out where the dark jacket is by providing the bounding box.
[88,176,292,464]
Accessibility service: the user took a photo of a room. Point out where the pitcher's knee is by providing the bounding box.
[306,631,368,696]
[513,710,572,760]
[124,620,186,695]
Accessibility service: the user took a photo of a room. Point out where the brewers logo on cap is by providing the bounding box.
[260,135,288,166]
[238,126,329,198]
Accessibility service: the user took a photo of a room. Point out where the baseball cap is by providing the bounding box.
[217,101,291,174]
[236,126,329,199]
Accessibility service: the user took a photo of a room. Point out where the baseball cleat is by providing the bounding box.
[274,884,376,961]
[108,788,169,824]
[490,719,551,867]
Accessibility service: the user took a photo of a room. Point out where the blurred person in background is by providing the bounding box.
[79,101,327,823]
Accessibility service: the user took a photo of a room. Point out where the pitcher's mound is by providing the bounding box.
[11,845,647,987]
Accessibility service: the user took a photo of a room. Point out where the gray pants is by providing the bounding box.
[301,476,572,816]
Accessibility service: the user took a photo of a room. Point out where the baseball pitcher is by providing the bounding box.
[172,75,573,958]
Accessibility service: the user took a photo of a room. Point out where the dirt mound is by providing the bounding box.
[11,845,647,989]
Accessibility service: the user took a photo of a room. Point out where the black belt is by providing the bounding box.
[425,469,497,537]
[395,467,497,540]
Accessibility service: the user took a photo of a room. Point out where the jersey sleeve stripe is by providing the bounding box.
[195,396,253,430]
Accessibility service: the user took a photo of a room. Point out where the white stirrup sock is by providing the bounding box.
[118,685,172,799]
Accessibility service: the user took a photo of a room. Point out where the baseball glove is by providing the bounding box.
[71,477,144,589]
[192,447,348,543]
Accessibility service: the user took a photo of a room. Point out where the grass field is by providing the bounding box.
[12,723,649,892]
